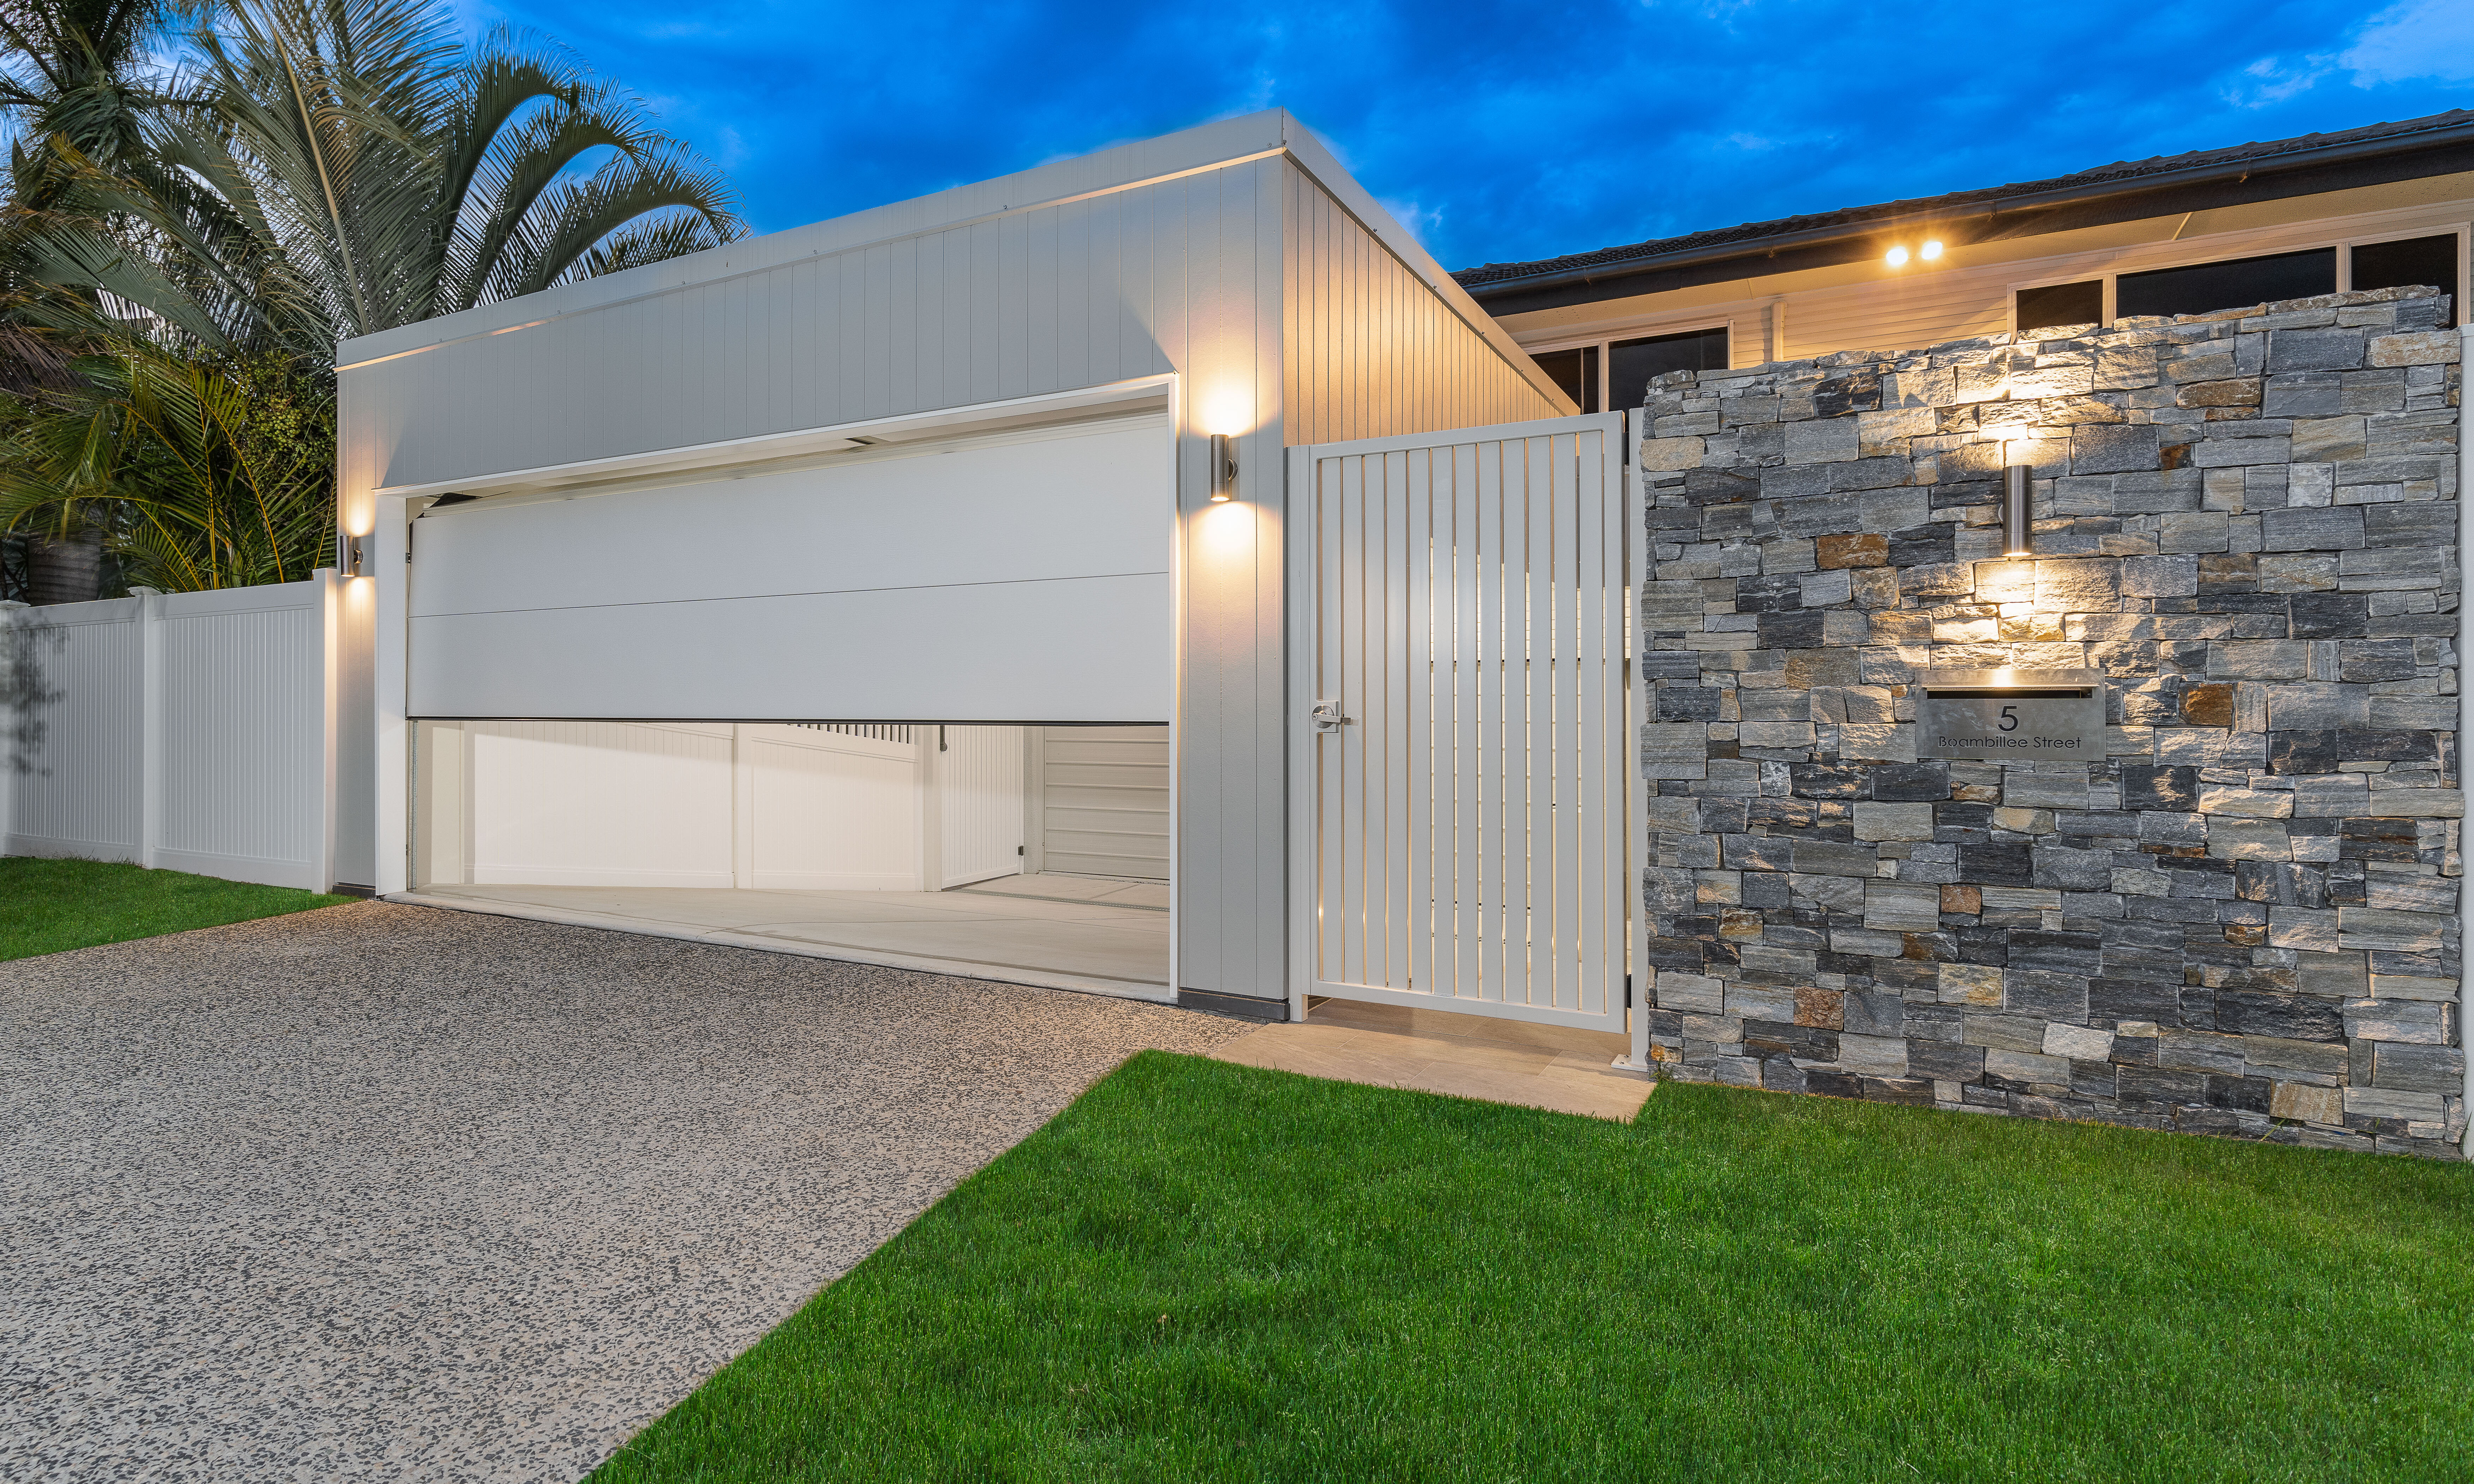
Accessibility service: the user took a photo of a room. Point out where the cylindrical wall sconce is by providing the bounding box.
[1208,433,1238,502]
[2002,464,2033,558]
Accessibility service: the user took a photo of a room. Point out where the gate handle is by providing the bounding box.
[1311,699,1350,734]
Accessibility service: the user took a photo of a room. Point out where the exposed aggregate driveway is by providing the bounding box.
[1,902,1249,1483]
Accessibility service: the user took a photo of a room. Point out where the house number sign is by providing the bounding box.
[1917,669,2106,762]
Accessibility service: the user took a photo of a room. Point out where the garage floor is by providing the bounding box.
[396,873,1171,999]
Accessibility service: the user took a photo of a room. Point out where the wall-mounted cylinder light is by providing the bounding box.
[1208,433,1238,502]
[2002,464,2033,558]
[344,533,366,576]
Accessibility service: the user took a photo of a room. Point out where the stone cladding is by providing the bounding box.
[1634,286,2467,1158]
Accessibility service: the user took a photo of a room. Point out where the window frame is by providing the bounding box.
[2009,225,2469,335]
[1522,318,1737,413]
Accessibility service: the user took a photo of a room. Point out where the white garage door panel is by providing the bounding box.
[408,417,1170,719]
[410,422,1167,615]
[411,575,1170,720]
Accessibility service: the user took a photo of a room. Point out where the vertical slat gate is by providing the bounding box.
[1297,413,1628,1031]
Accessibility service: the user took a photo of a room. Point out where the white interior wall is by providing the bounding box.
[741,727,919,890]
[414,720,1024,892]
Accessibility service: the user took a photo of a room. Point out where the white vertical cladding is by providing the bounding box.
[2,596,143,859]
[1278,162,1569,446]
[372,495,411,895]
[332,570,377,887]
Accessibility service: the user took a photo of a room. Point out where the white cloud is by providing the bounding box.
[2220,54,2335,108]
[2342,0,2474,84]
[1378,196,1444,247]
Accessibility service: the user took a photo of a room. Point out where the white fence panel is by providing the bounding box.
[4,597,144,860]
[154,584,335,887]
[3,575,341,891]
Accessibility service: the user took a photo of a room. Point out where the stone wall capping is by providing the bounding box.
[1637,287,2465,1160]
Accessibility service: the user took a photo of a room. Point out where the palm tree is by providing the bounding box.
[0,0,191,206]
[0,0,195,599]
[3,0,744,594]
[0,342,330,591]
[43,0,745,349]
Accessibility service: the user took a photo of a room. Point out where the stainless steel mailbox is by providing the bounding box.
[1917,669,2105,762]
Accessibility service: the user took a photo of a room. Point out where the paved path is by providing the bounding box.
[0,902,1247,1483]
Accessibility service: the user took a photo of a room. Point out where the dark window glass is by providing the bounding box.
[1607,326,1728,411]
[2015,280,2103,334]
[2115,247,2336,321]
[2350,233,2459,327]
[1531,345,1598,412]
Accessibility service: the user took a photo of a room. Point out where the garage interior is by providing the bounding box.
[405,720,1172,996]
[388,406,1178,999]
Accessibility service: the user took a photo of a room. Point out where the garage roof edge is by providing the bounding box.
[336,114,1297,370]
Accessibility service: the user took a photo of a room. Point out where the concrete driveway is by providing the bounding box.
[0,902,1248,1483]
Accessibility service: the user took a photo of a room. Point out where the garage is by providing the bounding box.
[396,413,1177,996]
[345,110,1572,1019]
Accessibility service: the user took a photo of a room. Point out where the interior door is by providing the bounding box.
[1290,414,1629,1030]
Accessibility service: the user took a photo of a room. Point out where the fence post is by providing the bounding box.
[135,587,162,870]
[0,600,20,852]
[316,568,342,893]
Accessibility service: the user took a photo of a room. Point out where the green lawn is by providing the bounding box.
[0,856,353,962]
[595,1052,2471,1483]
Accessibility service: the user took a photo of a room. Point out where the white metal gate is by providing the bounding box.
[1287,413,1630,1030]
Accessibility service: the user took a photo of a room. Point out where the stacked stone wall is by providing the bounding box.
[1635,285,2467,1157]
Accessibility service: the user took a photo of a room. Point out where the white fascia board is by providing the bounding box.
[336,114,1295,372]
[370,373,1174,501]
[1272,112,1576,414]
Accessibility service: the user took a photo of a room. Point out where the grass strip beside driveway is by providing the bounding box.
[594,1051,2473,1482]
[0,857,353,962]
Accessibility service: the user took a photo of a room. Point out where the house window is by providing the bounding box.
[1531,346,1598,412]
[2015,280,2103,335]
[1607,326,1728,413]
[2115,247,2337,321]
[2350,233,2460,327]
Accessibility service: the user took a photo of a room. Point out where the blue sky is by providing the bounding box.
[453,0,2474,273]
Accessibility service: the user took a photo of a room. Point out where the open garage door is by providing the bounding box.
[406,416,1171,722]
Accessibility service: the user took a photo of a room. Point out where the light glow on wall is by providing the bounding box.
[1198,498,1254,558]
[1195,386,1254,438]
[1920,239,1944,261]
